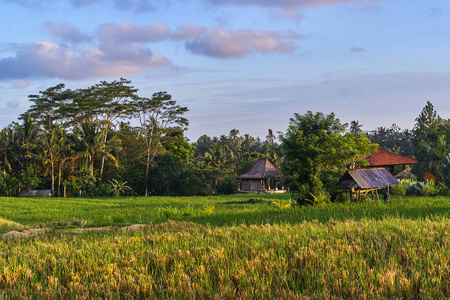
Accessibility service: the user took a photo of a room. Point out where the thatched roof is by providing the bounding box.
[337,168,398,189]
[236,158,282,179]
[364,146,418,166]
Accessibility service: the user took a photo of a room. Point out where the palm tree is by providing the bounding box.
[0,128,15,174]
[74,119,118,178]
[266,129,275,146]
[37,126,70,196]
[205,143,226,170]
[350,120,363,136]
[242,134,254,153]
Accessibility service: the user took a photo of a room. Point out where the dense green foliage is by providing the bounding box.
[2,79,450,199]
[281,111,376,203]
[0,80,279,197]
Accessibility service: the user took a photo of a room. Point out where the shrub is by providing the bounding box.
[306,191,330,205]
[421,180,440,196]
[216,176,238,195]
[391,184,406,196]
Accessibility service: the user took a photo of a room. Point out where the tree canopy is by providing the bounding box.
[281,111,377,203]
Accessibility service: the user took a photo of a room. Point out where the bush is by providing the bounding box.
[329,188,346,202]
[421,180,440,196]
[216,176,238,195]
[391,184,406,196]
[306,191,330,206]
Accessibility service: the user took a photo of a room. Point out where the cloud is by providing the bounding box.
[350,46,365,53]
[0,21,299,81]
[0,0,59,9]
[69,0,171,11]
[2,0,171,11]
[272,8,304,20]
[99,21,171,43]
[205,0,382,8]
[13,80,29,89]
[6,101,20,108]
[0,41,171,80]
[173,25,207,41]
[205,0,383,20]
[45,22,92,44]
[185,28,298,58]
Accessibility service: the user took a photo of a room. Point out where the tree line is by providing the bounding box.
[0,79,282,197]
[1,78,448,201]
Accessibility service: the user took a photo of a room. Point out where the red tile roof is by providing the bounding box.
[364,147,419,166]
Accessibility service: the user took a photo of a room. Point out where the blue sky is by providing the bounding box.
[0,0,449,140]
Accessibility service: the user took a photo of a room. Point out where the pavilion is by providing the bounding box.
[236,158,285,193]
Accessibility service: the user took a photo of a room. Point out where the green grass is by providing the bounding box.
[1,194,450,233]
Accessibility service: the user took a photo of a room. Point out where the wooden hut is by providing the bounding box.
[337,168,398,201]
[236,158,285,193]
[364,146,418,175]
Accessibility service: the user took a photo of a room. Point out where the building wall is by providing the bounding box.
[240,179,263,192]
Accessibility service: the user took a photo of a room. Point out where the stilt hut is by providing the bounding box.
[337,168,398,201]
[236,158,285,193]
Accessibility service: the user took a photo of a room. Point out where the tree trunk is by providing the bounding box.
[100,156,105,181]
[58,163,62,197]
[145,148,150,197]
[51,162,55,197]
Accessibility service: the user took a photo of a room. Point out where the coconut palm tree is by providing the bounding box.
[350,120,363,136]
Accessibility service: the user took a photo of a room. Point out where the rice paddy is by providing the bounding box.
[1,194,450,298]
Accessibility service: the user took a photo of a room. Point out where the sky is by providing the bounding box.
[1,0,450,141]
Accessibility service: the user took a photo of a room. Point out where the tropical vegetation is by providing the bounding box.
[1,79,450,203]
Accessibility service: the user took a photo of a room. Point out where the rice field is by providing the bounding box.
[1,194,450,298]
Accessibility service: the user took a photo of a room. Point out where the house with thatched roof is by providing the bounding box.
[337,168,398,201]
[364,146,418,175]
[236,158,285,193]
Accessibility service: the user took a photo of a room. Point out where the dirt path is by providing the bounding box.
[2,224,151,239]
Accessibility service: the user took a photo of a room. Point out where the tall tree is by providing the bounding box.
[266,129,275,146]
[22,84,73,128]
[74,119,118,178]
[413,101,442,147]
[37,126,68,196]
[242,134,254,153]
[281,111,377,203]
[130,91,189,196]
[412,101,445,180]
[69,78,139,180]
[349,120,363,136]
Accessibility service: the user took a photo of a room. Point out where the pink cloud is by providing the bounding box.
[0,41,171,80]
[99,21,171,43]
[185,28,298,58]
